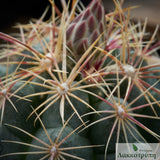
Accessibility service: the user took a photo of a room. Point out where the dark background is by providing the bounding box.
[0,0,160,33]
[0,0,91,31]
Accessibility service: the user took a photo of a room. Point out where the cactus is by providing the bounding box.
[0,0,160,160]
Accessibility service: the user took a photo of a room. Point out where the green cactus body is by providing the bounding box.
[0,0,160,160]
[0,81,37,140]
[89,97,142,154]
[0,65,7,77]
[42,82,90,135]
[26,126,93,160]
[95,152,115,160]
[0,125,26,160]
[136,89,160,143]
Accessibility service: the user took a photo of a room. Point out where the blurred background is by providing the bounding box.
[0,0,90,32]
[0,0,159,38]
[103,0,160,42]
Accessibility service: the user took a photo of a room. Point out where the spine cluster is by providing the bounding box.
[0,0,160,160]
